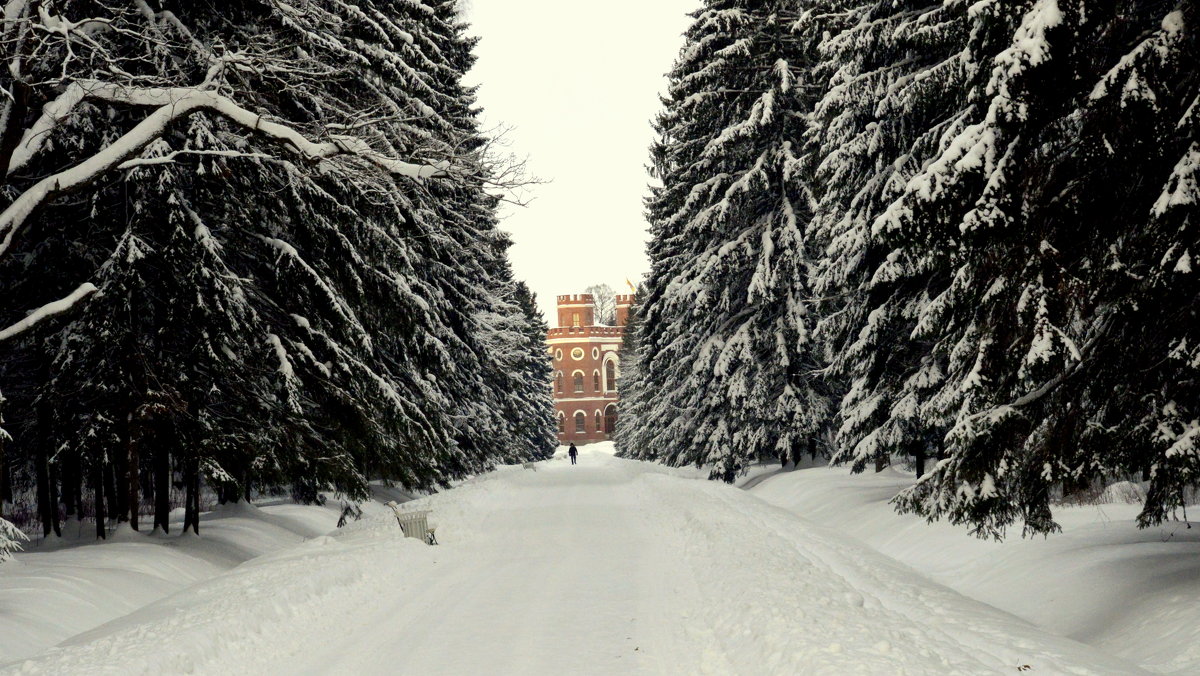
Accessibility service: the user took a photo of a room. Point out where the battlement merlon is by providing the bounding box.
[556,294,596,306]
[615,294,634,306]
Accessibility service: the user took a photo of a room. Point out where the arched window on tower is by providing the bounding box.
[593,370,601,392]
[574,411,586,433]
[605,359,617,392]
[573,372,584,393]
[555,371,564,394]
[594,410,602,432]
[557,413,566,433]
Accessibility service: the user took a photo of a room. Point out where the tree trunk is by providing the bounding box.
[35,444,54,537]
[127,417,140,531]
[93,462,106,540]
[61,455,75,520]
[183,459,200,535]
[114,430,129,523]
[71,455,84,520]
[0,435,8,519]
[35,395,62,537]
[914,445,926,478]
[103,458,119,526]
[153,445,170,533]
[874,452,888,473]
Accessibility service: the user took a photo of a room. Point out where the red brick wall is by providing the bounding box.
[549,294,624,445]
[556,294,595,329]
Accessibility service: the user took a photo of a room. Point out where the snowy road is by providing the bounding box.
[5,446,1144,675]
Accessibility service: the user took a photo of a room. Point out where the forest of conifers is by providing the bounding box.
[2,0,1198,559]
[0,0,557,552]
[617,0,1199,538]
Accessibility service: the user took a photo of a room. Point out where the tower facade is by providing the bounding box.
[547,293,630,444]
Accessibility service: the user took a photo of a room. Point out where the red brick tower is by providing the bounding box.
[547,293,626,445]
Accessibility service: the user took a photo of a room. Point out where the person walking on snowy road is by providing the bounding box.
[568,443,578,465]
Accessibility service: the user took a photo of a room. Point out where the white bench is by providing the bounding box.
[386,502,438,545]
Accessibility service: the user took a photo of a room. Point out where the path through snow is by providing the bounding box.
[3,446,1143,675]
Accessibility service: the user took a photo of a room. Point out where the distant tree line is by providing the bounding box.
[617,0,1199,538]
[0,0,556,558]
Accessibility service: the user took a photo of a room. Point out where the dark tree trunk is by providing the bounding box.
[127,418,140,531]
[242,468,252,503]
[61,455,75,520]
[113,429,129,523]
[808,437,818,461]
[35,395,62,537]
[874,452,888,473]
[93,463,107,540]
[66,464,76,521]
[153,445,170,533]
[0,435,9,518]
[183,459,200,535]
[913,440,927,478]
[34,444,56,537]
[48,459,61,535]
[103,458,119,525]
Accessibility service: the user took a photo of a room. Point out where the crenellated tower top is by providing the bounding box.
[557,294,595,328]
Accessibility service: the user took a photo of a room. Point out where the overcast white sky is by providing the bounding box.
[464,1,697,323]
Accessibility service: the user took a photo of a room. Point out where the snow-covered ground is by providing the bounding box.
[0,487,414,664]
[749,465,1200,674]
[0,444,1154,674]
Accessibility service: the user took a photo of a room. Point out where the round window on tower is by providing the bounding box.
[571,347,585,361]
[555,349,563,361]
[591,347,599,360]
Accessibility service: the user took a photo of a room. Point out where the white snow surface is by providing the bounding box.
[750,465,1200,674]
[1,445,1157,674]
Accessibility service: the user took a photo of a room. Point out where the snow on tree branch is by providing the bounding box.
[0,282,97,342]
[0,81,450,257]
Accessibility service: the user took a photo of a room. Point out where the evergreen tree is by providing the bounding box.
[876,1,1199,536]
[627,0,832,480]
[511,282,559,459]
[804,0,972,476]
[613,286,646,456]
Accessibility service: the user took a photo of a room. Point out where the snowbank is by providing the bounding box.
[0,491,406,665]
[749,466,1200,674]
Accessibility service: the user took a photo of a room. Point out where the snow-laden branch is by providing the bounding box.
[0,81,450,256]
[0,282,97,342]
[117,149,274,169]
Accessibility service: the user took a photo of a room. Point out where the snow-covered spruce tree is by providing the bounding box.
[628,0,832,480]
[510,282,559,459]
[403,2,558,468]
[1071,6,1199,527]
[804,1,973,476]
[879,1,1200,537]
[612,286,645,456]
